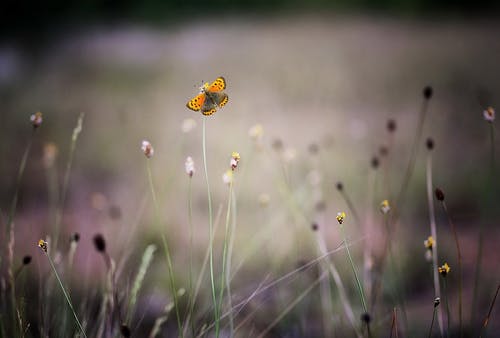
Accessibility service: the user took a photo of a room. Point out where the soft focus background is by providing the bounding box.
[1,1,500,337]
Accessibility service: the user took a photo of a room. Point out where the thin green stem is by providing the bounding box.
[339,223,368,314]
[428,305,438,338]
[45,251,87,337]
[218,180,233,336]
[202,118,218,337]
[54,113,84,252]
[146,160,182,337]
[479,284,500,338]
[441,201,462,336]
[186,178,194,336]
[443,278,450,337]
[426,153,444,337]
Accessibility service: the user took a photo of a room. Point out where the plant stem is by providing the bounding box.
[479,284,500,338]
[426,152,444,337]
[146,161,182,336]
[428,305,438,338]
[440,201,462,336]
[45,251,87,337]
[202,117,218,337]
[339,223,368,315]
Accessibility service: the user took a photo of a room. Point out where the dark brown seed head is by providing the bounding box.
[435,188,445,201]
[371,156,379,169]
[23,255,32,265]
[71,232,80,243]
[120,324,131,337]
[311,223,319,231]
[93,234,106,253]
[426,138,434,150]
[361,312,372,324]
[423,86,433,100]
[387,119,396,133]
[336,182,343,191]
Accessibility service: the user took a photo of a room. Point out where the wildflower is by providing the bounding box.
[424,236,435,250]
[248,124,263,142]
[93,234,106,253]
[141,140,154,159]
[222,170,233,185]
[336,211,346,225]
[181,118,197,133]
[30,112,43,128]
[438,262,451,276]
[380,200,390,214]
[483,106,495,122]
[38,239,48,253]
[230,152,240,170]
[435,188,445,201]
[185,156,195,177]
[258,193,270,207]
[43,142,58,168]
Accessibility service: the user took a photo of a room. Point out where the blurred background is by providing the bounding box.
[1,0,500,337]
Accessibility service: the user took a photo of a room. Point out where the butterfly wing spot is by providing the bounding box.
[218,93,229,107]
[207,77,226,92]
[186,93,205,111]
[202,108,217,116]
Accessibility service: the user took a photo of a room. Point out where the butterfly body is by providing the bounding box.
[186,77,228,115]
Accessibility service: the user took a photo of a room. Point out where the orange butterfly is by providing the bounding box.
[186,77,228,115]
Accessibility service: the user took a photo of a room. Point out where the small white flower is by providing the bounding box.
[248,124,263,141]
[282,147,296,163]
[185,156,195,177]
[181,118,197,133]
[380,200,391,214]
[222,170,233,185]
[30,112,43,128]
[230,152,241,170]
[483,106,495,122]
[141,140,154,158]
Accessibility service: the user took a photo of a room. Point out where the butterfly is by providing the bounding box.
[186,77,228,115]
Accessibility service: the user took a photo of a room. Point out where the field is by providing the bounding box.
[1,14,499,337]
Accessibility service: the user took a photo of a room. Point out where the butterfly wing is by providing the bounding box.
[206,77,226,92]
[186,93,205,111]
[201,92,228,115]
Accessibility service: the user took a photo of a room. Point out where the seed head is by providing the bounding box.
[336,211,346,225]
[30,112,43,128]
[426,138,435,150]
[141,140,154,159]
[335,182,343,191]
[387,119,396,133]
[120,324,131,337]
[23,255,32,265]
[371,156,379,169]
[438,262,450,276]
[71,232,80,243]
[483,106,495,122]
[361,312,371,324]
[380,200,390,214]
[38,239,48,253]
[434,297,441,307]
[311,223,319,231]
[424,236,435,250]
[435,188,445,201]
[93,234,106,253]
[185,156,195,177]
[423,86,433,100]
[230,152,240,170]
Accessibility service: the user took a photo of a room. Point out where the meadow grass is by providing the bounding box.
[0,61,499,338]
